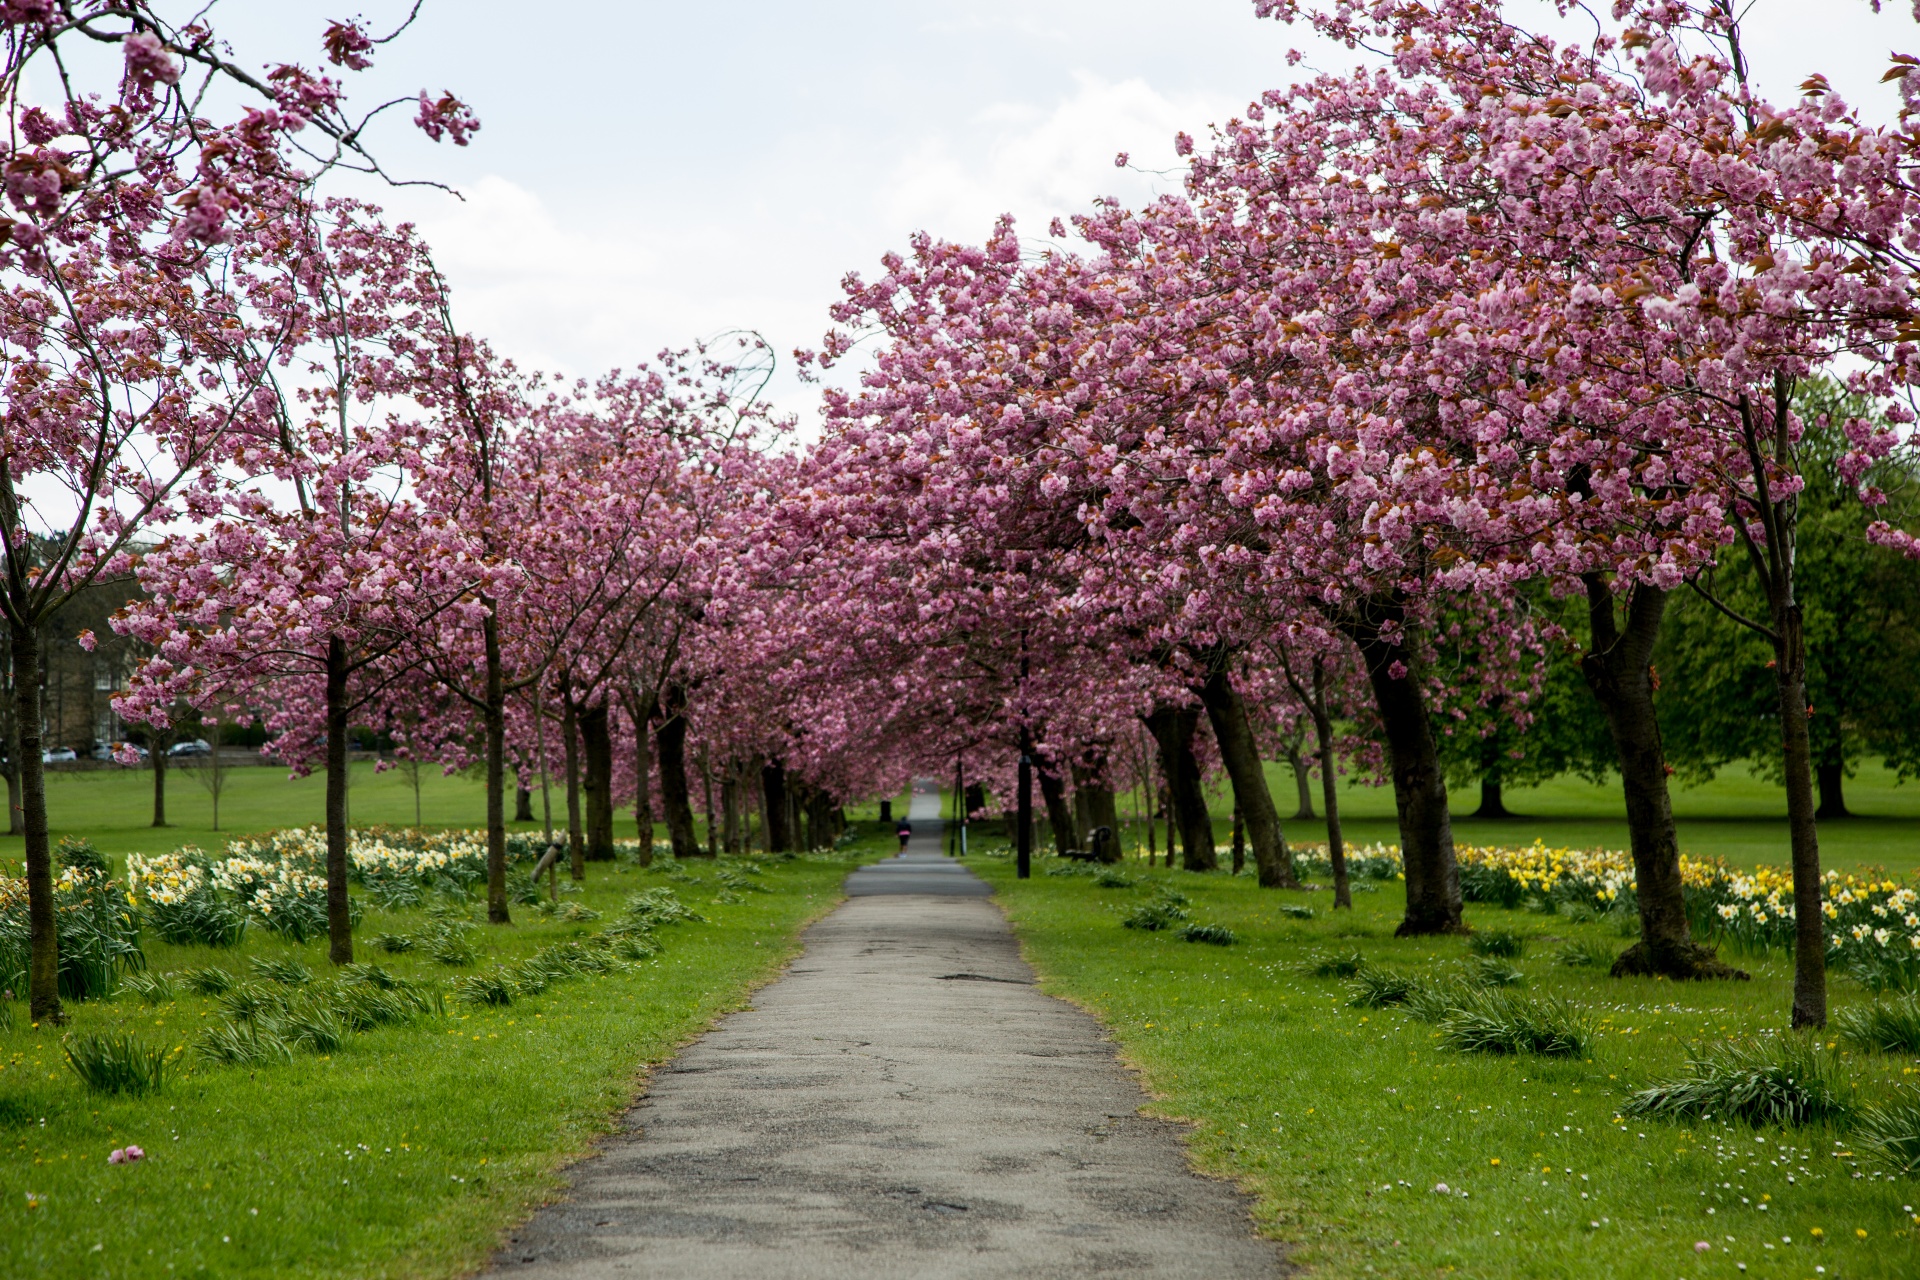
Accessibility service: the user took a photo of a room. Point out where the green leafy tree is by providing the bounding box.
[1657,382,1920,816]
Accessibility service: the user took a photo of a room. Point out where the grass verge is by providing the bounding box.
[976,855,1920,1279]
[0,837,884,1279]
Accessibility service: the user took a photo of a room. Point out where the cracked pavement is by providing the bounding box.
[486,801,1283,1279]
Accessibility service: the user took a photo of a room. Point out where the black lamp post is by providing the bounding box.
[1016,732,1033,880]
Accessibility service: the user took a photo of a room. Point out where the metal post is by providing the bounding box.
[949,757,962,857]
[1017,734,1033,880]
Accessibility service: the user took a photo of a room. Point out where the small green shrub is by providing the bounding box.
[1122,893,1190,932]
[1092,869,1135,889]
[195,1019,293,1067]
[716,868,768,893]
[280,1000,347,1054]
[1459,861,1528,909]
[1468,928,1526,959]
[248,956,311,986]
[337,963,402,990]
[1346,968,1421,1008]
[55,837,110,878]
[555,901,599,922]
[366,877,424,911]
[1278,904,1314,920]
[505,870,543,906]
[1857,1090,1920,1176]
[604,931,661,961]
[452,971,514,1007]
[145,893,247,948]
[1846,950,1920,994]
[553,941,614,974]
[217,982,287,1024]
[1301,949,1366,979]
[1625,1037,1853,1127]
[123,970,176,1005]
[1555,939,1615,969]
[425,924,477,967]
[63,1032,167,1096]
[1835,993,1920,1055]
[369,932,416,954]
[1180,923,1236,946]
[1464,957,1526,988]
[1437,990,1591,1058]
[625,888,704,927]
[330,982,433,1031]
[180,966,236,996]
[1402,977,1478,1024]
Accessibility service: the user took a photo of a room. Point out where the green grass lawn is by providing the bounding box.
[0,819,893,1279]
[1,763,575,865]
[975,855,1920,1280]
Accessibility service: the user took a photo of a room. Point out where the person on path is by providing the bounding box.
[895,817,912,852]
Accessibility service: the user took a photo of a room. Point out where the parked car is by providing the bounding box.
[92,742,149,762]
[41,747,77,763]
[167,739,212,758]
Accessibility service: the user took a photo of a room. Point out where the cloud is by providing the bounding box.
[382,72,1243,434]
[884,71,1232,244]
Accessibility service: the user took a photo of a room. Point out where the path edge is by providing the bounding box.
[445,880,856,1280]
[984,882,1301,1273]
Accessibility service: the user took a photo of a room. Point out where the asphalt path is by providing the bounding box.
[485,782,1282,1278]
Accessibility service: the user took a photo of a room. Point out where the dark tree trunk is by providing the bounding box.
[1815,759,1848,820]
[151,741,167,828]
[1161,787,1174,867]
[631,691,656,856]
[656,693,703,859]
[5,714,22,835]
[1338,604,1461,935]
[1728,377,1824,1024]
[964,783,985,822]
[1136,775,1152,867]
[1036,757,1078,855]
[1145,702,1215,871]
[562,690,585,880]
[580,700,614,861]
[1472,777,1511,819]
[1772,605,1826,1025]
[323,634,354,966]
[762,761,791,853]
[721,769,740,854]
[702,754,719,857]
[1230,807,1245,875]
[1579,574,1737,980]
[10,627,59,1021]
[1287,749,1315,820]
[1197,665,1296,886]
[1309,658,1351,910]
[3,756,18,836]
[813,790,838,852]
[514,784,534,823]
[482,606,510,925]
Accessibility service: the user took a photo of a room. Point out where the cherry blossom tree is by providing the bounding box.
[0,4,472,1017]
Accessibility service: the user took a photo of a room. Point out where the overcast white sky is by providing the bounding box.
[214,0,1916,427]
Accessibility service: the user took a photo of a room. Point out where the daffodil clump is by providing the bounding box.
[1715,869,1920,986]
[0,861,144,1001]
[1295,838,1920,983]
